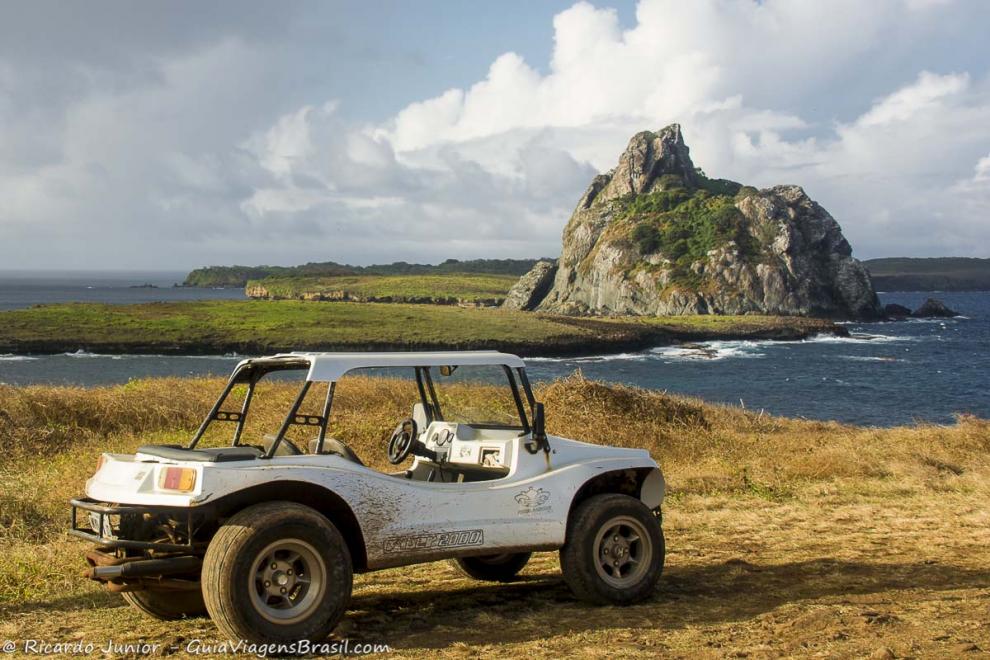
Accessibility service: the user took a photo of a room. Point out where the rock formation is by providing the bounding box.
[883,303,912,318]
[530,124,882,320]
[911,298,959,318]
[501,260,558,311]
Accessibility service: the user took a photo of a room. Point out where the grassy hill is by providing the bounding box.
[0,300,842,356]
[1,375,987,656]
[865,257,990,291]
[184,258,545,288]
[246,272,518,305]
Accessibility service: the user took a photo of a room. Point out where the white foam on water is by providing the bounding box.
[56,350,239,361]
[526,352,647,364]
[802,332,913,344]
[650,340,767,361]
[63,350,123,360]
[0,354,38,361]
[838,355,904,363]
[528,330,919,365]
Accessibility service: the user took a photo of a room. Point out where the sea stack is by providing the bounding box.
[522,124,882,320]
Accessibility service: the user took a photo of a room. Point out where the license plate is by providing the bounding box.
[88,512,115,538]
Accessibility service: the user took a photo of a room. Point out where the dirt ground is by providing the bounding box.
[2,489,987,658]
[2,377,987,658]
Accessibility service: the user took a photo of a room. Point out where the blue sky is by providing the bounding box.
[1,0,988,269]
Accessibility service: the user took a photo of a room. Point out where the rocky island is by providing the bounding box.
[0,127,864,358]
[506,125,882,320]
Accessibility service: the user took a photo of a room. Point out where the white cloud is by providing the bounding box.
[1,0,989,268]
[856,71,969,127]
[345,0,990,260]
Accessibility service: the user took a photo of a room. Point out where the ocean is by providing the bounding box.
[0,270,244,311]
[0,272,985,427]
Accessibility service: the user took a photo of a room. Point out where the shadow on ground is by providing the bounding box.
[344,558,990,648]
[6,557,987,650]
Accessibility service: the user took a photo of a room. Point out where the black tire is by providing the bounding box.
[202,501,353,645]
[559,494,664,605]
[122,589,207,620]
[449,552,532,582]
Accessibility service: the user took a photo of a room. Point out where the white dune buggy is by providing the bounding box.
[71,351,665,644]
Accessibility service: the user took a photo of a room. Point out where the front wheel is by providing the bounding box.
[450,552,532,582]
[202,501,353,644]
[559,494,664,604]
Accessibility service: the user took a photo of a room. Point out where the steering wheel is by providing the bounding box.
[387,418,418,464]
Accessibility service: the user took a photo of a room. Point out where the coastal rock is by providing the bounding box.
[911,298,958,318]
[501,260,558,311]
[883,303,912,318]
[532,124,882,320]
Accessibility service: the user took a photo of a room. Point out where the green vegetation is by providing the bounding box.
[616,181,757,283]
[864,257,990,291]
[184,258,546,288]
[247,272,518,304]
[0,300,843,356]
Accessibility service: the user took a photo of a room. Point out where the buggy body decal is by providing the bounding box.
[382,529,484,554]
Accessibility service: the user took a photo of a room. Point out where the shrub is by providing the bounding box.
[631,223,661,254]
[620,185,755,283]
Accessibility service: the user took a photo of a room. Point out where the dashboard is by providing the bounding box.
[420,422,518,472]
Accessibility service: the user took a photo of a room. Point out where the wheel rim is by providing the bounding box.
[593,515,653,588]
[249,539,326,625]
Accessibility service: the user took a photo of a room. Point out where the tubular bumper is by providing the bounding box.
[69,497,197,552]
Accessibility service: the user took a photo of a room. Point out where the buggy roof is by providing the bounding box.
[233,350,526,382]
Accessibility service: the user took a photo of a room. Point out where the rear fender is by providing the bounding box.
[208,481,369,572]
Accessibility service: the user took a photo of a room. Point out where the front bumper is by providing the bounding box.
[69,497,198,552]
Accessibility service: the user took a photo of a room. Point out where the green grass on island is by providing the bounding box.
[0,300,843,356]
[246,273,518,304]
[184,258,543,288]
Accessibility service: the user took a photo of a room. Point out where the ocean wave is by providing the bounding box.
[59,350,240,361]
[527,331,919,365]
[63,350,124,360]
[650,340,767,361]
[901,317,964,325]
[525,352,647,363]
[838,355,904,363]
[0,354,38,361]
[802,332,913,344]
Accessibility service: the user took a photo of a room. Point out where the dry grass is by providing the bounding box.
[1,375,988,657]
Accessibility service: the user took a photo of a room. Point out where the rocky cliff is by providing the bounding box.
[530,124,881,319]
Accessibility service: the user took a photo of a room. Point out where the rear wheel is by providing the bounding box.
[122,589,207,620]
[559,494,664,604]
[450,552,532,582]
[202,501,353,644]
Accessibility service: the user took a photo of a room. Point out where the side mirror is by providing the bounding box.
[526,402,549,455]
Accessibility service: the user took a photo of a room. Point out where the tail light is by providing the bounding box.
[157,467,197,493]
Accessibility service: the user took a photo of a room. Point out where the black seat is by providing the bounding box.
[308,438,365,466]
[136,444,263,463]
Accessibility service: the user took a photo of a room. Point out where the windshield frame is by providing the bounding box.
[419,364,531,432]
